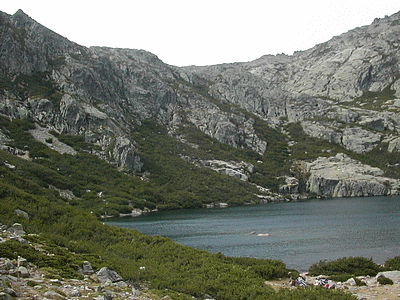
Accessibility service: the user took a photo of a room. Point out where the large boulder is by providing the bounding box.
[80,261,94,275]
[0,258,15,271]
[388,137,400,153]
[341,127,382,154]
[96,267,123,284]
[376,271,400,282]
[44,290,66,299]
[7,223,25,236]
[14,209,29,219]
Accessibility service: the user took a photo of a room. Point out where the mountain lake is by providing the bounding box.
[107,196,400,272]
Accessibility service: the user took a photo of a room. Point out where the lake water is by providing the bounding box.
[107,196,400,271]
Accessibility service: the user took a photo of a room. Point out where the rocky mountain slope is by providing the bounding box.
[1,9,400,203]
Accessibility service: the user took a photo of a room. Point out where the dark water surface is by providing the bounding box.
[107,196,400,271]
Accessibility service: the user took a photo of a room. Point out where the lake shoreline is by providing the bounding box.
[107,196,400,272]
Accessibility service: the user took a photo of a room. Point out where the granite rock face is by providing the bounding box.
[2,8,400,197]
[301,153,400,197]
[182,12,400,154]
[0,10,268,169]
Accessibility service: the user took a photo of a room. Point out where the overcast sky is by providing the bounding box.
[2,1,400,66]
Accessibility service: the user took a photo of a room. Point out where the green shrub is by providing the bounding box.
[385,256,400,270]
[309,257,382,277]
[354,278,367,286]
[57,134,100,151]
[328,274,352,282]
[275,286,355,300]
[0,239,83,279]
[0,72,62,103]
[377,275,393,285]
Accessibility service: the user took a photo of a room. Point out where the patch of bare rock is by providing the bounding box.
[29,125,77,155]
[300,153,400,197]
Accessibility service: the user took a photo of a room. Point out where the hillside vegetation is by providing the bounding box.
[0,117,361,299]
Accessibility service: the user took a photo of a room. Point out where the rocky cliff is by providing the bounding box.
[300,153,400,197]
[1,9,400,200]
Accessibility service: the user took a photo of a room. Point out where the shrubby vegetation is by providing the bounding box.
[0,179,357,299]
[385,256,400,270]
[0,238,85,279]
[252,118,290,190]
[171,117,292,192]
[355,142,400,179]
[342,86,397,111]
[309,256,400,287]
[0,117,360,299]
[285,122,341,161]
[133,120,262,208]
[377,275,394,285]
[309,257,384,278]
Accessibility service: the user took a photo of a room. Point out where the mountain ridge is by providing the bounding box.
[1,8,400,206]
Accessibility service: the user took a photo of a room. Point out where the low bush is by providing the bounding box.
[0,239,83,279]
[309,257,382,277]
[355,278,367,286]
[377,275,393,285]
[385,256,400,270]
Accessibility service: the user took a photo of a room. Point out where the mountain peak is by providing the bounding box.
[13,9,32,21]
[14,9,28,17]
[11,8,38,28]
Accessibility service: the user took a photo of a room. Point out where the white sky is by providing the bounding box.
[2,1,400,67]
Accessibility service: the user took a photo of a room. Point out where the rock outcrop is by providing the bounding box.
[95,267,124,284]
[301,153,400,197]
[201,159,254,181]
[0,9,269,169]
[300,121,383,154]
